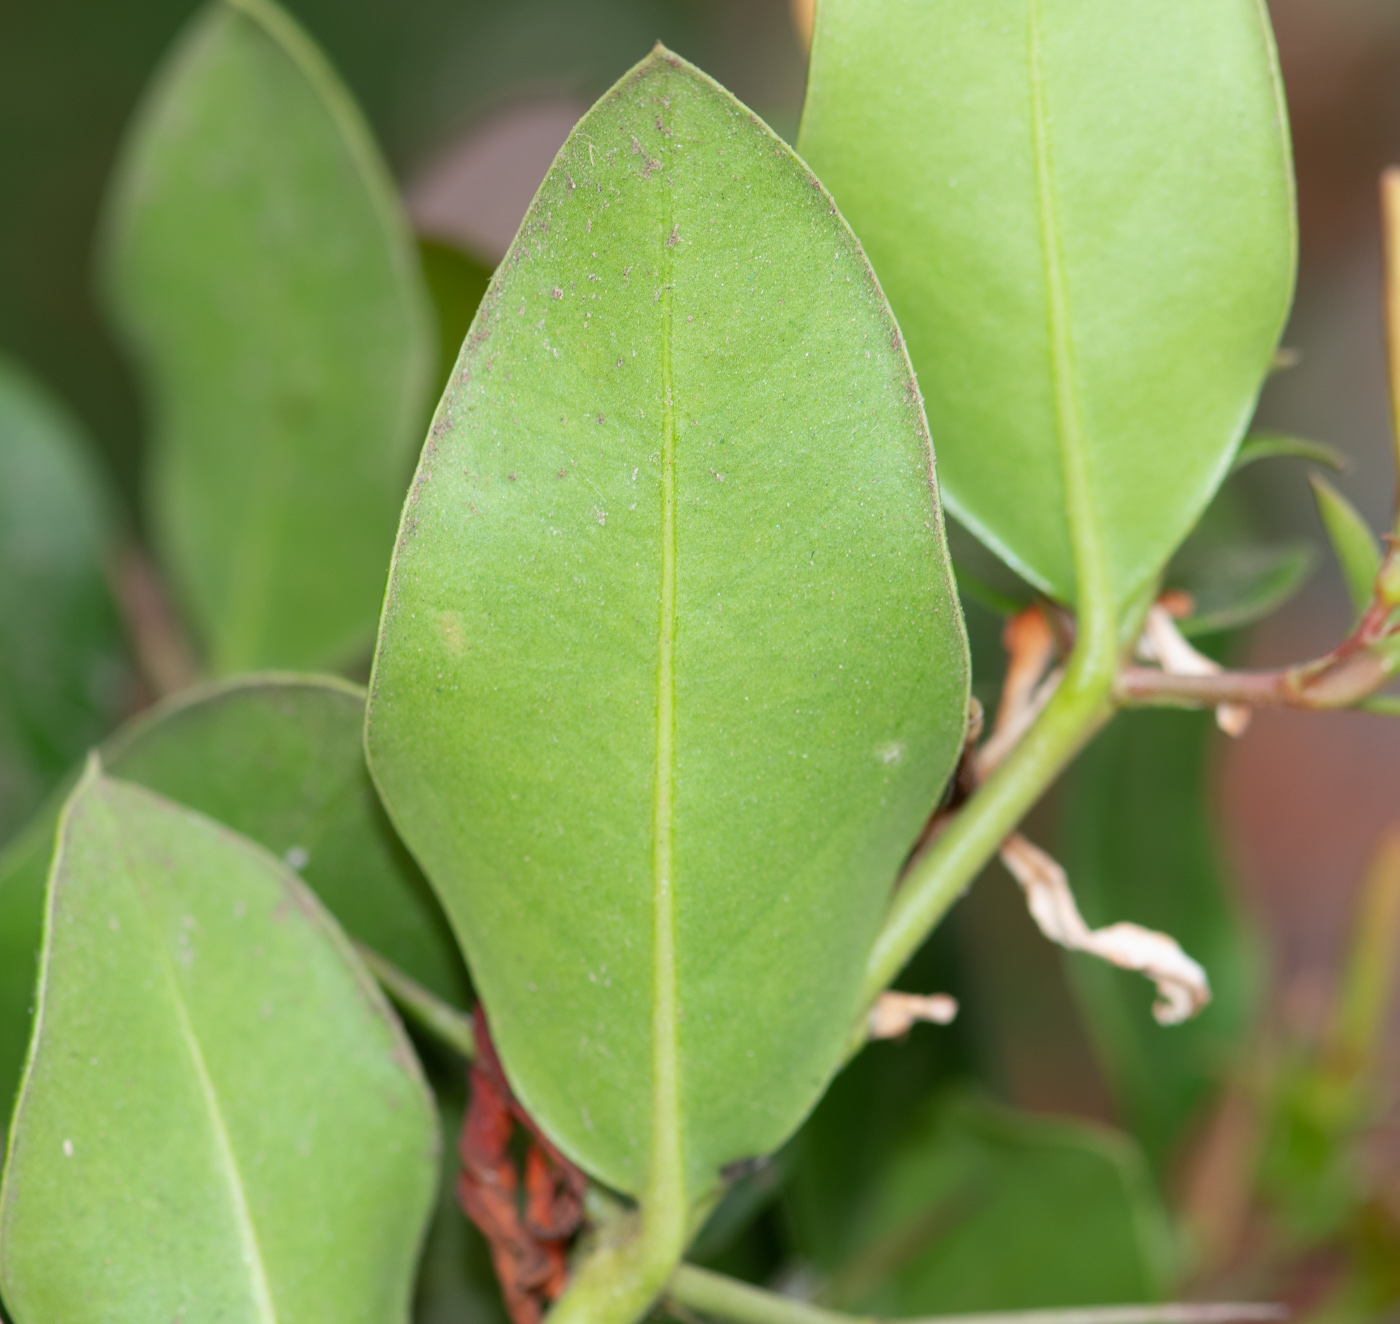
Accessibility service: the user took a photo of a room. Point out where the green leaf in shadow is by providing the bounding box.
[102,0,433,674]
[0,765,438,1321]
[1058,710,1262,1172]
[420,239,493,407]
[819,1090,1173,1315]
[0,674,468,1163]
[1166,473,1314,636]
[1169,543,1314,638]
[799,0,1296,608]
[0,358,132,847]
[367,47,970,1205]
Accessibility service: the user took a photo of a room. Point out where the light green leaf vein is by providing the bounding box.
[1027,0,1110,632]
[124,815,278,1324]
[649,133,684,1223]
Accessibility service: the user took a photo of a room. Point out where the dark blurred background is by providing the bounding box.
[3,0,1400,1146]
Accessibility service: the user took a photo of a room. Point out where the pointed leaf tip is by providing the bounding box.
[1309,472,1381,620]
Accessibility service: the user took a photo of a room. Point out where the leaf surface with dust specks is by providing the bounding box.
[800,0,1296,607]
[103,0,432,673]
[0,767,437,1322]
[367,48,970,1206]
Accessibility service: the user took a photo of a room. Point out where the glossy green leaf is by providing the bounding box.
[1059,710,1261,1171]
[420,240,493,406]
[799,0,1296,608]
[0,675,467,1155]
[103,0,433,673]
[1309,473,1381,621]
[367,48,970,1203]
[1232,432,1346,475]
[0,358,131,847]
[0,766,437,1321]
[818,1091,1172,1315]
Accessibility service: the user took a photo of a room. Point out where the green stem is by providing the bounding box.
[667,1264,1284,1324]
[860,624,1116,1007]
[353,941,476,1060]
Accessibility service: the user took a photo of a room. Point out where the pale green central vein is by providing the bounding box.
[114,808,277,1322]
[649,174,684,1219]
[165,973,279,1323]
[1027,0,1114,641]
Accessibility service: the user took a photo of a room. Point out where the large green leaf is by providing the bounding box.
[1059,710,1261,1171]
[799,0,1296,608]
[367,48,970,1204]
[818,1091,1173,1315]
[0,767,437,1321]
[0,675,467,1155]
[0,358,130,847]
[102,0,433,673]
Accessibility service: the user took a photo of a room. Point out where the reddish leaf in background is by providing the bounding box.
[458,1008,586,1324]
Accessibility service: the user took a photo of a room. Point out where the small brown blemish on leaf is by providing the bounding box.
[596,413,605,425]
[666,224,681,247]
[439,611,466,655]
[550,287,563,300]
[508,473,517,482]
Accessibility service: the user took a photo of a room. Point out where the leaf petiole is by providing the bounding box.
[858,604,1119,1016]
[353,942,476,1060]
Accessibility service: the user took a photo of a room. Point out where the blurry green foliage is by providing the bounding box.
[0,358,131,849]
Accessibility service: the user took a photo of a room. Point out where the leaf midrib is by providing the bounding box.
[115,801,278,1322]
[648,113,684,1213]
[1026,0,1112,622]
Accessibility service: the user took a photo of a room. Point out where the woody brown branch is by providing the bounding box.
[1120,546,1400,713]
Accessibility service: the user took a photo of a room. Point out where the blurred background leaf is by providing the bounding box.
[102,0,435,673]
[1308,473,1381,620]
[812,1090,1173,1316]
[418,239,492,404]
[1058,708,1263,1176]
[0,0,807,523]
[0,356,132,850]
